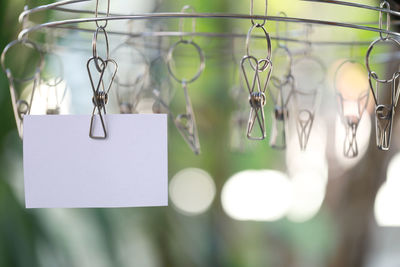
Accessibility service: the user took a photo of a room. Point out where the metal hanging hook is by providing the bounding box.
[179,5,196,43]
[379,1,390,40]
[87,56,118,139]
[241,56,272,140]
[92,26,110,72]
[250,0,268,27]
[276,11,289,49]
[95,0,110,28]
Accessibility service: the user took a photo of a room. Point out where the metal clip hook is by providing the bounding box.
[291,55,325,150]
[343,120,359,157]
[337,92,369,157]
[87,57,117,139]
[375,104,394,150]
[366,35,400,150]
[0,39,44,138]
[334,60,369,157]
[268,15,293,149]
[241,56,272,140]
[269,76,293,149]
[174,82,201,154]
[166,30,205,154]
[368,71,400,150]
[295,109,314,150]
[41,53,68,115]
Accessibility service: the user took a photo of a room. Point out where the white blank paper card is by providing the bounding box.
[23,114,168,208]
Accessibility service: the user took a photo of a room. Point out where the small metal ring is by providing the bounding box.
[112,41,150,87]
[92,26,110,72]
[245,24,272,70]
[293,55,325,93]
[167,40,205,84]
[250,0,267,27]
[366,37,400,83]
[95,0,110,28]
[379,1,390,40]
[179,5,196,42]
[1,39,44,83]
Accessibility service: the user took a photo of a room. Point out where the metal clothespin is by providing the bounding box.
[0,39,44,138]
[367,71,400,150]
[291,81,321,151]
[337,91,369,157]
[115,74,147,114]
[87,0,117,140]
[335,60,369,158]
[241,18,273,140]
[269,76,293,149]
[241,56,272,140]
[174,81,201,154]
[87,57,117,139]
[113,21,150,114]
[365,0,400,150]
[229,38,251,152]
[165,5,205,154]
[268,12,293,149]
[291,24,325,150]
[40,53,68,115]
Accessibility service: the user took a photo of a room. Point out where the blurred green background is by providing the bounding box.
[2,0,400,267]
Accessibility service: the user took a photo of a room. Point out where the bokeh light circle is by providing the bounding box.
[169,168,216,216]
[221,170,292,221]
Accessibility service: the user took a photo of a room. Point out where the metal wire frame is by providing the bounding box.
[20,0,400,21]
[302,0,400,17]
[39,25,379,47]
[19,13,400,40]
[16,0,400,41]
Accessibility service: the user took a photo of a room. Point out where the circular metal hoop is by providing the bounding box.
[293,55,326,93]
[112,41,150,87]
[92,26,110,72]
[1,39,44,83]
[167,39,205,84]
[365,37,400,83]
[271,45,292,87]
[245,24,272,71]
